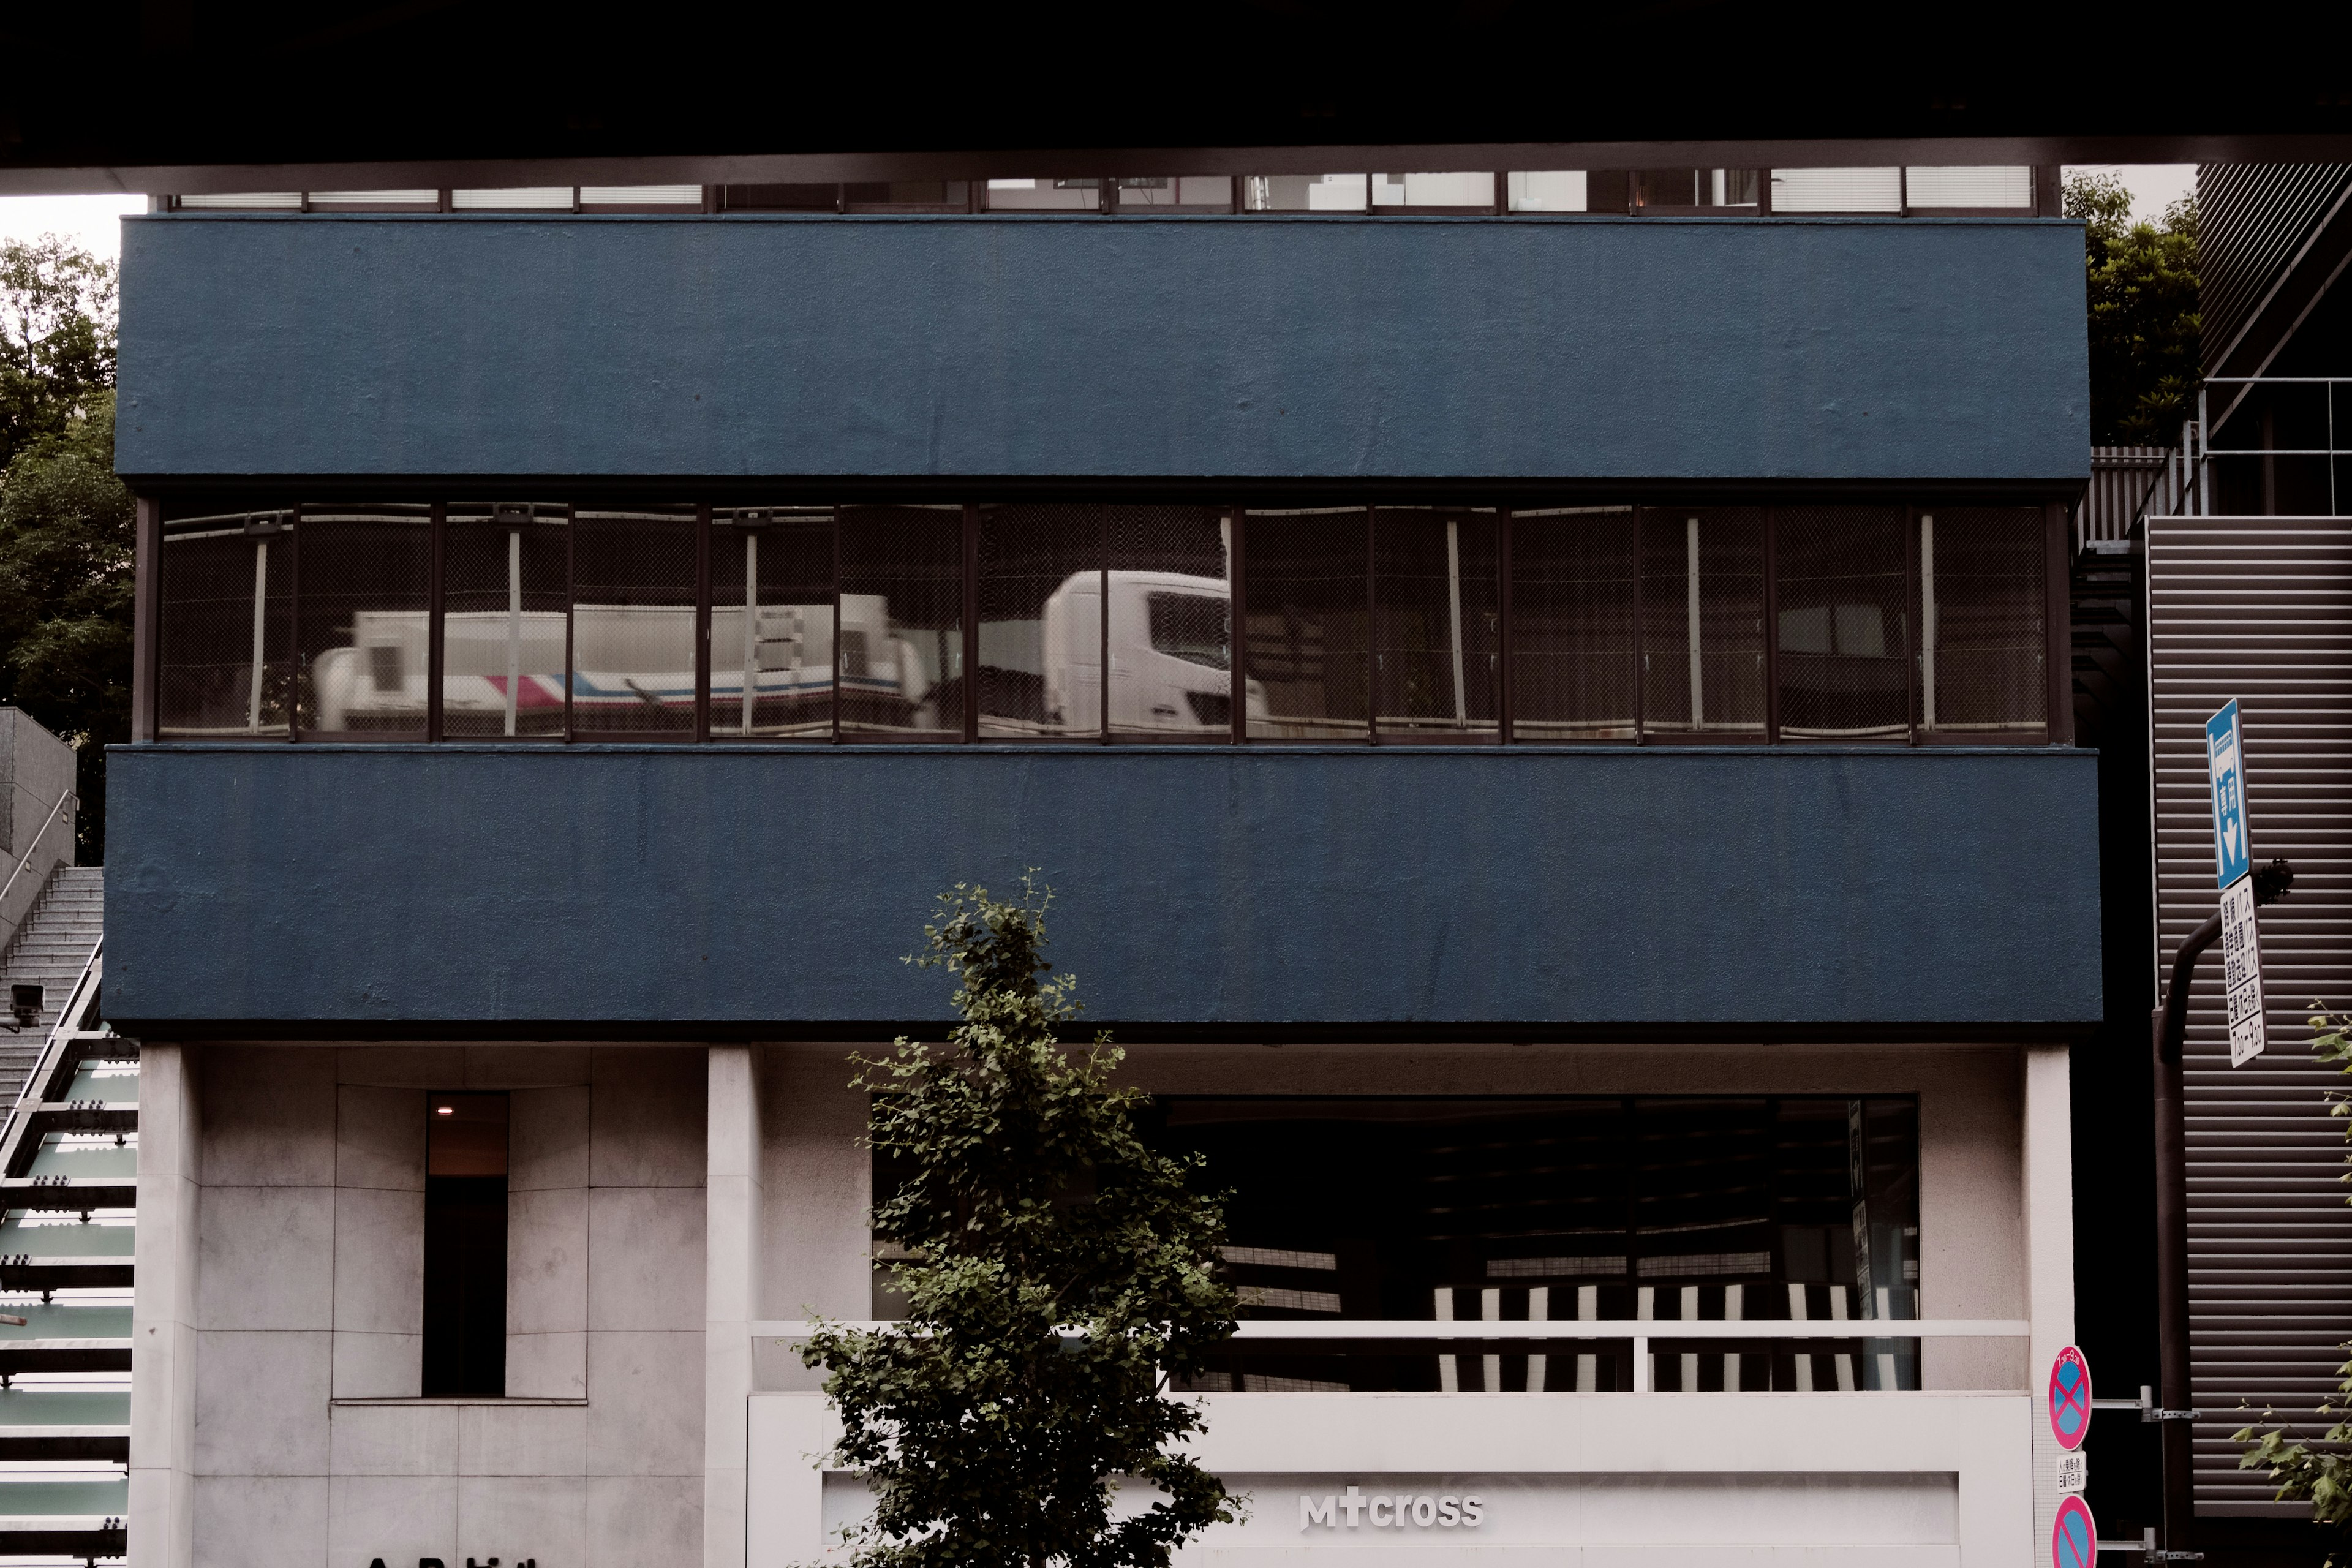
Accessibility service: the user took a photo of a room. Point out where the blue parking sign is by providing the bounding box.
[2207,701,2251,889]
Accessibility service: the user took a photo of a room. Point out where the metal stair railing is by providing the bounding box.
[0,943,104,1178]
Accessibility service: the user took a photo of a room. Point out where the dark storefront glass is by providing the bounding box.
[293,505,432,736]
[711,507,836,739]
[1140,1096,1921,1393]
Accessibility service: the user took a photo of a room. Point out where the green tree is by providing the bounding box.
[2065,170,2202,446]
[0,235,132,862]
[1,235,117,473]
[2237,1008,2352,1564]
[802,880,1240,1568]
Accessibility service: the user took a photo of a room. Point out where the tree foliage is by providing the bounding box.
[2237,1008,2352,1563]
[2065,170,2202,447]
[0,237,132,862]
[802,880,1239,1568]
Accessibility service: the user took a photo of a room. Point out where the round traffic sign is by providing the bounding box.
[2048,1345,2092,1451]
[2052,1494,2097,1568]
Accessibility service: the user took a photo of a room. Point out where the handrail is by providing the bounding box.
[752,1317,2030,1396]
[0,942,104,1168]
[0,784,77,916]
[752,1318,2026,1341]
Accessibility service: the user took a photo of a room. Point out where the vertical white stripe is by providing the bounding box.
[1480,1286,1502,1392]
[1685,516,1703,725]
[1527,1286,1548,1393]
[1919,512,1937,732]
[247,538,270,733]
[741,531,760,734]
[505,527,523,737]
[1434,1287,1457,1393]
[1446,519,1467,722]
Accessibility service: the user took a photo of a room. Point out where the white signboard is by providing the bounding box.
[2221,876,2268,1066]
[2057,1450,2087,1496]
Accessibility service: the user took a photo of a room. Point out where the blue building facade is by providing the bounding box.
[113,169,2098,1568]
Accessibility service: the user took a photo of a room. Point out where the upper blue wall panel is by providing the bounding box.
[115,214,2089,482]
[104,745,2099,1031]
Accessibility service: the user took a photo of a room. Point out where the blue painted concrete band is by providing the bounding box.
[105,745,2100,1028]
[116,214,2090,483]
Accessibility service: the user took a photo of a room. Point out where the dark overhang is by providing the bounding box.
[4,0,2351,194]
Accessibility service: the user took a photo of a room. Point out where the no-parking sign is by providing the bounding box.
[2053,1494,2097,1568]
[2048,1346,2092,1451]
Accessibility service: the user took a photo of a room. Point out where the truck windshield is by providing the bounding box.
[1148,592,1229,670]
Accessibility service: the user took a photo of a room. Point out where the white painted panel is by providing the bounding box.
[1903,168,2032,209]
[1770,168,1901,213]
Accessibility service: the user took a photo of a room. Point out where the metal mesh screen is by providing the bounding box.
[1774,507,1909,741]
[1107,505,1231,738]
[1243,508,1371,741]
[838,506,963,738]
[1373,508,1499,739]
[978,503,1102,739]
[710,508,834,739]
[158,510,295,737]
[1917,507,2046,737]
[1509,508,1638,741]
[442,503,570,739]
[570,507,698,736]
[292,505,432,734]
[1640,508,1766,736]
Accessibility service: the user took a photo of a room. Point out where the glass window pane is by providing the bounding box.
[1107,505,1233,739]
[1243,508,1370,740]
[578,185,701,207]
[710,508,834,739]
[1374,507,1499,738]
[839,505,964,739]
[845,181,969,210]
[1768,168,1901,213]
[1902,167,2031,209]
[159,508,295,737]
[1116,176,1232,211]
[1775,507,1909,741]
[307,190,439,208]
[1507,172,1588,213]
[570,507,698,736]
[296,504,432,735]
[723,184,839,211]
[978,504,1101,738]
[1241,175,1370,213]
[1509,507,1638,741]
[1919,508,2046,736]
[451,188,573,210]
[1641,509,1766,735]
[442,503,570,739]
[1630,169,1759,210]
[1371,172,1493,208]
[983,179,1100,211]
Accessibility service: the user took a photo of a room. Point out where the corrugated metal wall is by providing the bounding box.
[2200,165,2352,374]
[2147,513,2352,1515]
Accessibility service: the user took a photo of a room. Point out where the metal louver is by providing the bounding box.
[2147,513,2352,1515]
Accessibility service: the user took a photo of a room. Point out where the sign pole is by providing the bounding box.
[2147,702,2293,1560]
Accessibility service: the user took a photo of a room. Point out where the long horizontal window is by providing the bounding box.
[153,500,2056,744]
[168,167,2041,217]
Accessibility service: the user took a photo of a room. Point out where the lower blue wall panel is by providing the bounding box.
[105,745,2100,1030]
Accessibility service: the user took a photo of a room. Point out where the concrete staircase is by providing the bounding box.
[0,865,127,1565]
[0,869,106,1111]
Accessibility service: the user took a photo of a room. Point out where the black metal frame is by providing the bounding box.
[141,494,2068,748]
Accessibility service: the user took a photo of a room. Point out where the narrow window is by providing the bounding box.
[423,1093,508,1396]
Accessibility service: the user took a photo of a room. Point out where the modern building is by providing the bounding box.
[105,157,2098,1568]
[2098,162,2352,1566]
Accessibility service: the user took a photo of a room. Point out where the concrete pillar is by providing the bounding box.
[2022,1044,2076,1553]
[705,1046,765,1568]
[128,1044,201,1568]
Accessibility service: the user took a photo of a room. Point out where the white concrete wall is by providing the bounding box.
[157,1044,709,1568]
